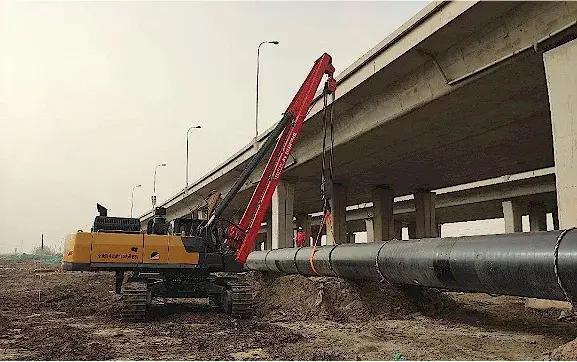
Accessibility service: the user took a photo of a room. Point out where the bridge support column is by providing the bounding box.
[529,202,547,232]
[544,38,577,229]
[254,234,263,251]
[553,210,560,230]
[347,232,356,244]
[394,220,403,240]
[502,200,523,233]
[408,221,416,239]
[365,219,374,242]
[265,213,272,250]
[415,190,437,238]
[372,186,395,241]
[197,208,208,220]
[326,183,347,245]
[272,181,294,249]
[271,181,295,249]
[295,213,312,246]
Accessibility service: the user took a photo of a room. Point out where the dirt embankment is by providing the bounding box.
[249,272,457,322]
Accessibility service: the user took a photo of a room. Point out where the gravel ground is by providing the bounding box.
[1,259,576,360]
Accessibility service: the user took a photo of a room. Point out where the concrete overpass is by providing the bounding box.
[142,2,577,249]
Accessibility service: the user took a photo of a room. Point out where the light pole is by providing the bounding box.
[130,184,142,217]
[186,125,202,194]
[152,163,167,208]
[256,40,279,138]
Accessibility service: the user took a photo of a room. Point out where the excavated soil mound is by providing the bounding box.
[249,272,457,322]
[550,338,577,360]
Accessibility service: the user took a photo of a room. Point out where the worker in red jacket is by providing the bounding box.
[295,226,307,247]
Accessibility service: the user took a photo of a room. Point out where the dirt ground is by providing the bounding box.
[1,260,577,361]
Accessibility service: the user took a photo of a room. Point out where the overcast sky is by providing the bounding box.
[0,1,432,253]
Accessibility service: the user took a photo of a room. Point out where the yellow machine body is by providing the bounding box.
[63,231,199,270]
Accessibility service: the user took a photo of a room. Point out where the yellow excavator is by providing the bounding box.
[63,53,337,321]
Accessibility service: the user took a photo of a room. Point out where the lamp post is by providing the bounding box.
[130,184,142,217]
[186,125,202,194]
[152,163,167,208]
[255,40,279,138]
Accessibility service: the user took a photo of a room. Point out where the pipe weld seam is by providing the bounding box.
[327,245,337,277]
[293,247,303,274]
[263,250,273,272]
[554,228,576,307]
[375,240,393,283]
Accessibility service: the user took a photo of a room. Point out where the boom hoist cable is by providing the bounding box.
[310,82,336,274]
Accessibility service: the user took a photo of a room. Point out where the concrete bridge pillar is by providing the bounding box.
[197,208,208,220]
[265,213,272,250]
[347,232,356,244]
[365,219,374,242]
[529,202,547,232]
[553,210,560,230]
[254,234,263,251]
[272,181,294,249]
[415,190,437,238]
[326,183,347,245]
[408,220,416,239]
[394,220,403,240]
[372,186,395,241]
[544,38,577,229]
[502,200,523,233]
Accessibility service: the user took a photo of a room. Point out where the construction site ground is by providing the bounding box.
[2,259,577,361]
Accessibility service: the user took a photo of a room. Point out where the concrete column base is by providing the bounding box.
[272,181,294,249]
[326,183,347,245]
[502,200,523,233]
[394,220,403,240]
[372,186,395,241]
[415,190,437,238]
[365,219,374,242]
[529,202,547,232]
[265,213,272,250]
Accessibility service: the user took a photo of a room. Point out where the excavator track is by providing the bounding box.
[121,281,150,322]
[222,280,252,319]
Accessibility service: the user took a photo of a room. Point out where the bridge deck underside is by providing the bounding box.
[227,53,553,217]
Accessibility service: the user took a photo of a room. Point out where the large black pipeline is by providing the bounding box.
[245,230,577,302]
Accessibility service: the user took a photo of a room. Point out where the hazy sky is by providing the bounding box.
[0,1,430,252]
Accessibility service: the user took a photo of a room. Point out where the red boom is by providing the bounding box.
[226,53,336,264]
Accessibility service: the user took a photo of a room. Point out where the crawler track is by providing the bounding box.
[121,282,150,322]
[223,280,252,319]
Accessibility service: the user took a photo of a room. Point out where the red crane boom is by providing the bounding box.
[226,53,336,264]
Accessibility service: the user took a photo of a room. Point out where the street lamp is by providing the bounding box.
[255,40,279,138]
[130,184,142,217]
[186,125,202,194]
[152,163,167,208]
